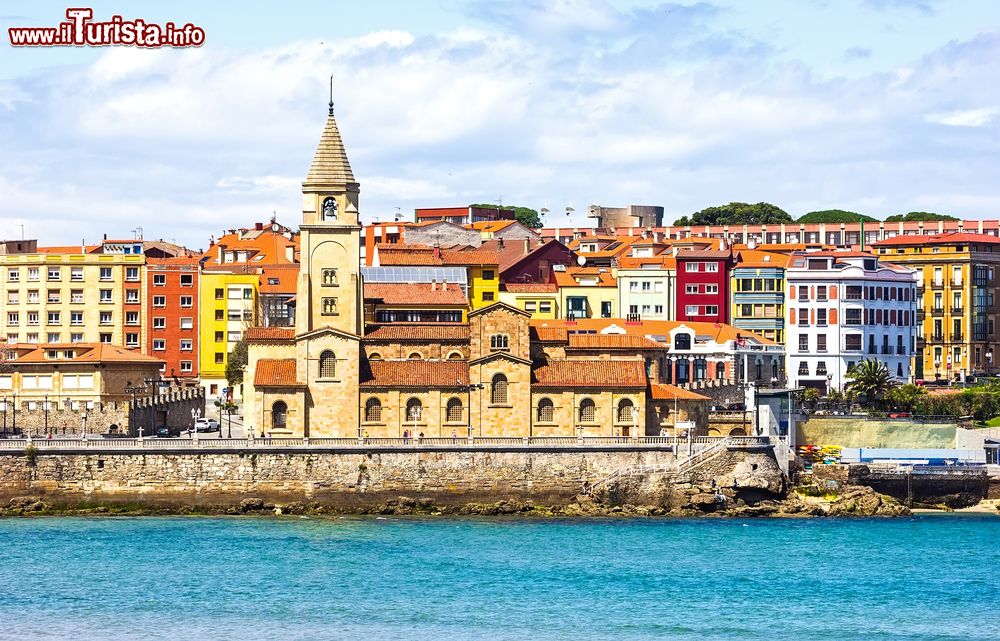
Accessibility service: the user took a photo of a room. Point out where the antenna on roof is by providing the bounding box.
[394,207,402,222]
[566,205,575,218]
[540,206,549,218]
[328,74,335,116]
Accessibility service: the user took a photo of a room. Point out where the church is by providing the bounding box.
[242,105,712,439]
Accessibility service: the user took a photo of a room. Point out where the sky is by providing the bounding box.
[1,0,999,249]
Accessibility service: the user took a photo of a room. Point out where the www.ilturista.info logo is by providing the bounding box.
[8,8,205,48]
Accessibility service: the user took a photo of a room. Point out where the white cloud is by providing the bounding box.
[924,107,998,127]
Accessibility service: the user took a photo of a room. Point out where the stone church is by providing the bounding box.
[243,107,709,438]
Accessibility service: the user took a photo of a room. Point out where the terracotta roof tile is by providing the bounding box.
[530,326,568,342]
[245,327,295,342]
[873,232,1000,247]
[363,283,467,306]
[734,250,793,268]
[675,249,732,260]
[528,318,776,346]
[532,360,647,388]
[361,360,469,388]
[254,359,301,387]
[567,334,664,350]
[440,249,500,267]
[364,324,470,341]
[650,384,711,401]
[552,266,617,288]
[8,343,163,365]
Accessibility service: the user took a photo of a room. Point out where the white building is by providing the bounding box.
[785,251,918,392]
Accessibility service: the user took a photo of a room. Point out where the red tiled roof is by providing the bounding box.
[9,343,163,364]
[567,334,664,350]
[530,326,568,342]
[364,324,470,341]
[675,249,732,260]
[440,249,500,267]
[361,360,469,388]
[650,384,711,401]
[254,359,300,387]
[245,327,295,342]
[364,283,467,306]
[503,283,558,293]
[552,266,617,287]
[532,360,647,388]
[376,246,442,265]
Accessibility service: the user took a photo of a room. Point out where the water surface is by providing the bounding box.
[0,514,997,640]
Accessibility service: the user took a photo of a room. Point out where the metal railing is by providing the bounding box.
[0,435,700,451]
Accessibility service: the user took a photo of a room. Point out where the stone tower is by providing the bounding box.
[293,101,363,436]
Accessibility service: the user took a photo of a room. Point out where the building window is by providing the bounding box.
[537,398,554,422]
[579,398,596,423]
[180,317,193,329]
[125,290,139,303]
[406,398,422,422]
[47,289,60,303]
[368,352,382,361]
[7,268,18,282]
[153,274,166,286]
[674,333,691,350]
[272,401,288,429]
[215,352,225,364]
[845,334,862,351]
[365,398,382,423]
[319,350,336,378]
[47,267,61,281]
[817,335,827,352]
[482,270,495,281]
[126,267,139,282]
[490,334,509,351]
[322,268,338,286]
[70,311,84,326]
[180,339,193,351]
[99,333,111,344]
[153,339,166,351]
[215,331,224,342]
[491,373,508,405]
[617,399,635,423]
[798,362,809,375]
[322,197,338,221]
[180,274,193,287]
[482,291,495,301]
[215,288,224,299]
[98,267,112,281]
[322,297,337,315]
[180,296,193,308]
[716,362,725,379]
[407,352,422,360]
[47,312,60,325]
[100,290,113,303]
[446,397,463,422]
[180,361,193,373]
[215,310,224,321]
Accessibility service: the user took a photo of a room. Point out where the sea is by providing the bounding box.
[0,514,997,640]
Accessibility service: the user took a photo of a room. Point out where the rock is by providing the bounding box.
[827,485,909,517]
[238,498,265,513]
[689,493,718,507]
[8,496,48,512]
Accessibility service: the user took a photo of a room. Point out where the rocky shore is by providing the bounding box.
[0,483,913,518]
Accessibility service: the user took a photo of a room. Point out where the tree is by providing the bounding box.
[886,384,927,411]
[797,209,878,224]
[471,204,542,228]
[845,359,893,407]
[226,339,248,388]
[884,211,958,222]
[674,202,793,227]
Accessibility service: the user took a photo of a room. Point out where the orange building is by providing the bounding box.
[146,257,200,381]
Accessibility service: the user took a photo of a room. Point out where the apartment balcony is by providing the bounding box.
[930,307,945,315]
[916,286,925,295]
[867,347,878,355]
[916,311,925,321]
[952,306,963,315]
[881,346,892,355]
[931,334,944,342]
[951,333,963,342]
[931,281,945,289]
[896,346,906,355]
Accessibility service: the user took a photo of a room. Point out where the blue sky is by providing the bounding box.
[1,0,999,248]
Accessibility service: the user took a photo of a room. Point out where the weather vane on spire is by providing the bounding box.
[328,74,334,116]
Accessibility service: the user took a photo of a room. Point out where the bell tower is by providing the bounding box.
[296,82,362,337]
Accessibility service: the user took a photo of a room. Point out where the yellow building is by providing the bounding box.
[554,266,618,320]
[499,283,560,318]
[872,233,1000,381]
[1,240,146,349]
[198,270,258,399]
[731,249,792,344]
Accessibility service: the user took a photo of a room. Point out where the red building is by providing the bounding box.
[146,257,200,382]
[675,249,733,324]
[415,205,515,225]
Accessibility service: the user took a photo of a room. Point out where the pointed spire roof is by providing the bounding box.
[305,112,356,185]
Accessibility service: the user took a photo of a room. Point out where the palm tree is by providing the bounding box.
[846,359,893,408]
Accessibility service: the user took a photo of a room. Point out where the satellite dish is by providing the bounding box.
[540,207,550,217]
[577,255,586,266]
[566,205,575,217]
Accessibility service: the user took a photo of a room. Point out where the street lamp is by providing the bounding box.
[987,351,993,376]
[43,394,49,437]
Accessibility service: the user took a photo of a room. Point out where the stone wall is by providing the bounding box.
[129,388,206,436]
[0,448,684,508]
[1,402,128,437]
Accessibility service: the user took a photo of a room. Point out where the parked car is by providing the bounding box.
[155,426,179,438]
[194,418,221,433]
[888,412,911,419]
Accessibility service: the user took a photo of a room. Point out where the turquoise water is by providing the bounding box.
[1,515,998,640]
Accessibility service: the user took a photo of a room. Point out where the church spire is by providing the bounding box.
[305,78,355,187]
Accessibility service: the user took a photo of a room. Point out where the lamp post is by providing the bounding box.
[988,350,993,376]
[43,394,49,437]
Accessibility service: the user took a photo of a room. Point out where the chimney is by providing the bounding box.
[217,243,225,264]
[285,245,294,262]
[431,279,437,291]
[442,280,447,291]
[255,222,263,231]
[498,238,505,251]
[433,246,441,260]
[523,237,530,255]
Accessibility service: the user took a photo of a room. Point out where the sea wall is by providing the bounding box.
[797,417,957,449]
[0,448,682,507]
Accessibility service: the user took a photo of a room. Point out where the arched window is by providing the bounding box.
[674,333,691,350]
[272,401,287,429]
[368,352,382,361]
[579,398,596,423]
[537,398,554,422]
[446,397,463,422]
[663,358,673,384]
[490,334,509,351]
[406,398,422,422]
[319,350,336,378]
[716,361,726,379]
[617,398,635,423]
[693,357,707,381]
[365,398,382,422]
[676,358,690,384]
[408,352,422,360]
[322,197,338,221]
[447,351,464,360]
[491,373,508,404]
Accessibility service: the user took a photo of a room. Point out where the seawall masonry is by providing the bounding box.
[0,446,784,509]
